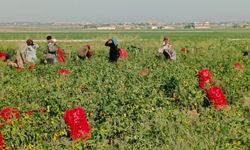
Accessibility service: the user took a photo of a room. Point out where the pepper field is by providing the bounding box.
[0,30,250,149]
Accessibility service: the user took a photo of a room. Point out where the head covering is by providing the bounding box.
[112,37,118,46]
[47,36,52,40]
[86,44,91,50]
[26,39,34,46]
[163,36,168,41]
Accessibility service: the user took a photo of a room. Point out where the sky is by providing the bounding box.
[0,0,249,23]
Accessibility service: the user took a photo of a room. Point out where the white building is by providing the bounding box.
[161,26,175,29]
[151,26,158,30]
[192,22,211,29]
[97,26,116,30]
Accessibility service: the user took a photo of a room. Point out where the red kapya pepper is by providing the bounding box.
[16,67,24,71]
[0,132,4,150]
[199,69,213,90]
[119,48,128,60]
[64,107,91,141]
[234,63,241,69]
[28,64,36,71]
[0,51,6,61]
[0,107,20,128]
[181,48,187,54]
[26,108,47,116]
[206,86,228,110]
[57,48,65,63]
[58,68,70,76]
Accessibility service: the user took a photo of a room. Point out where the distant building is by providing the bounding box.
[124,26,132,30]
[240,24,249,28]
[121,24,134,30]
[97,26,116,30]
[192,22,211,29]
[151,26,158,30]
[161,26,175,29]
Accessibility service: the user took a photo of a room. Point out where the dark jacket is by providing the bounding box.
[105,41,120,62]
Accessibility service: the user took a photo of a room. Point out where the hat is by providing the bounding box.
[112,37,118,46]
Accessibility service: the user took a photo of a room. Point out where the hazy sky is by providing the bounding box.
[0,0,249,23]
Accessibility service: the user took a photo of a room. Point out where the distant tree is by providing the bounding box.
[233,24,240,28]
[184,23,193,29]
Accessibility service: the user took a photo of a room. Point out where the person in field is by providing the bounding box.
[243,50,249,58]
[46,36,58,64]
[105,37,120,62]
[78,44,93,60]
[7,39,39,70]
[158,36,176,60]
[26,39,39,63]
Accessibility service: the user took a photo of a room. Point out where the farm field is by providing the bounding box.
[0,30,250,149]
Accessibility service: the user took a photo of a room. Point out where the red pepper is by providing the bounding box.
[64,107,91,141]
[26,108,46,116]
[199,69,213,90]
[16,67,24,71]
[119,48,128,60]
[28,64,36,71]
[57,48,65,63]
[0,107,20,128]
[58,68,70,76]
[0,132,4,150]
[0,51,6,61]
[181,48,187,54]
[206,86,228,110]
[234,63,241,69]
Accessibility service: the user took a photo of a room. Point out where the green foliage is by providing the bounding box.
[0,30,249,149]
